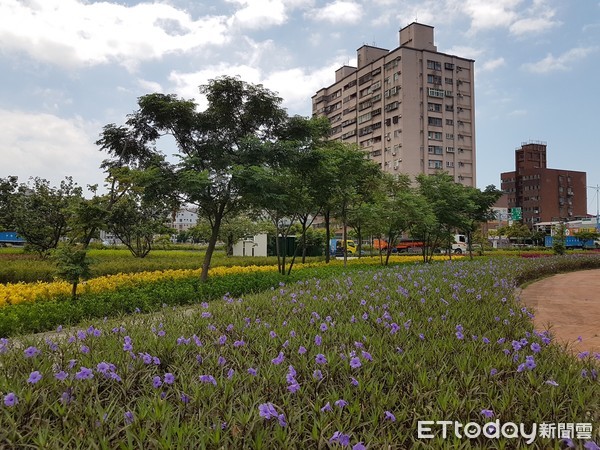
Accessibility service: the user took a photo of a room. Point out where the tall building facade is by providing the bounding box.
[500,141,587,225]
[312,23,476,186]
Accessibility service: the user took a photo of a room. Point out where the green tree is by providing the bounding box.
[0,177,82,257]
[97,76,288,280]
[461,185,503,259]
[552,223,566,255]
[53,243,91,300]
[412,173,467,262]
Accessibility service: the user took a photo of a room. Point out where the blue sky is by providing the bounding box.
[1,0,599,214]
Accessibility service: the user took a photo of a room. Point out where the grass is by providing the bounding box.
[0,255,599,448]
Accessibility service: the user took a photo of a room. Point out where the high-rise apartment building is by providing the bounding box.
[312,23,476,186]
[500,141,587,225]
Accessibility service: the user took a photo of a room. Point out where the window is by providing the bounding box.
[428,160,443,169]
[428,145,443,155]
[445,77,453,84]
[427,60,441,71]
[428,102,442,112]
[445,104,454,112]
[358,73,372,85]
[357,112,372,124]
[385,101,399,112]
[445,62,454,70]
[344,80,357,89]
[428,117,443,127]
[427,74,442,84]
[446,161,454,168]
[446,147,454,153]
[446,119,454,125]
[385,86,399,97]
[372,93,382,102]
[428,131,442,140]
[446,133,454,140]
[427,88,445,98]
[370,81,381,92]
[358,100,372,111]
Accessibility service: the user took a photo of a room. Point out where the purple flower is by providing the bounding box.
[490,368,498,376]
[353,443,366,450]
[233,340,245,347]
[545,379,559,386]
[531,342,541,353]
[482,337,490,344]
[315,354,327,365]
[481,409,494,418]
[75,367,94,380]
[272,351,285,365]
[419,333,425,340]
[335,399,348,408]
[153,376,162,388]
[80,345,90,354]
[54,370,69,381]
[124,411,134,424]
[287,382,300,393]
[164,373,175,385]
[350,376,359,386]
[269,331,277,339]
[248,368,257,376]
[298,346,307,355]
[24,346,40,358]
[227,368,235,379]
[277,413,287,427]
[321,402,332,412]
[199,375,216,385]
[578,351,590,359]
[315,335,322,346]
[350,357,361,369]
[313,369,323,380]
[525,355,536,370]
[3,393,17,407]
[455,331,464,340]
[180,393,190,404]
[583,442,600,450]
[361,351,372,361]
[218,356,226,366]
[27,371,42,384]
[96,362,110,374]
[384,411,396,422]
[330,432,351,446]
[258,402,278,420]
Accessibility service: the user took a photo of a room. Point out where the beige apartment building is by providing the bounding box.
[312,23,476,186]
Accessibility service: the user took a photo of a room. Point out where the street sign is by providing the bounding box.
[511,207,522,221]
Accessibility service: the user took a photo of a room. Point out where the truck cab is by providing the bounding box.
[330,239,357,256]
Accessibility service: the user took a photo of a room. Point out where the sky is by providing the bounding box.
[0,0,599,214]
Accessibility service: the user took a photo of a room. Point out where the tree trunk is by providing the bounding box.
[200,212,223,282]
[71,282,78,301]
[324,210,331,264]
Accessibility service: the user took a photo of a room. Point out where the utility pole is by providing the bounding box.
[588,184,599,229]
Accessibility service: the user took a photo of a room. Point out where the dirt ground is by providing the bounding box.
[519,269,600,355]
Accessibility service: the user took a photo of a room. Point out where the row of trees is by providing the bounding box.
[1,76,502,286]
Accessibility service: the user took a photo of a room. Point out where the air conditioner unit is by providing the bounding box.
[392,151,397,156]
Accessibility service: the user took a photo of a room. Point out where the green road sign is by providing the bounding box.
[511,207,522,220]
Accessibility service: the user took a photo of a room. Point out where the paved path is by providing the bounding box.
[520,269,600,354]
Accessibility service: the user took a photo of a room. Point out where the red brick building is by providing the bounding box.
[500,142,587,226]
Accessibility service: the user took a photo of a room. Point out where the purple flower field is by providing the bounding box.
[0,256,599,448]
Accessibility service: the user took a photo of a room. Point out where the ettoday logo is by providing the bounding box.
[418,421,537,445]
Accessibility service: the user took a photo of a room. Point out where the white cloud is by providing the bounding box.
[0,0,230,70]
[480,57,506,72]
[0,109,105,190]
[306,1,363,24]
[461,0,521,33]
[522,47,597,73]
[168,61,342,117]
[226,0,289,29]
[442,45,484,60]
[509,0,560,36]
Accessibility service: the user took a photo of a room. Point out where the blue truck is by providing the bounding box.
[544,235,596,249]
[0,231,25,246]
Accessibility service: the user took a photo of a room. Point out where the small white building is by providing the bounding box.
[170,207,199,232]
[232,234,268,257]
